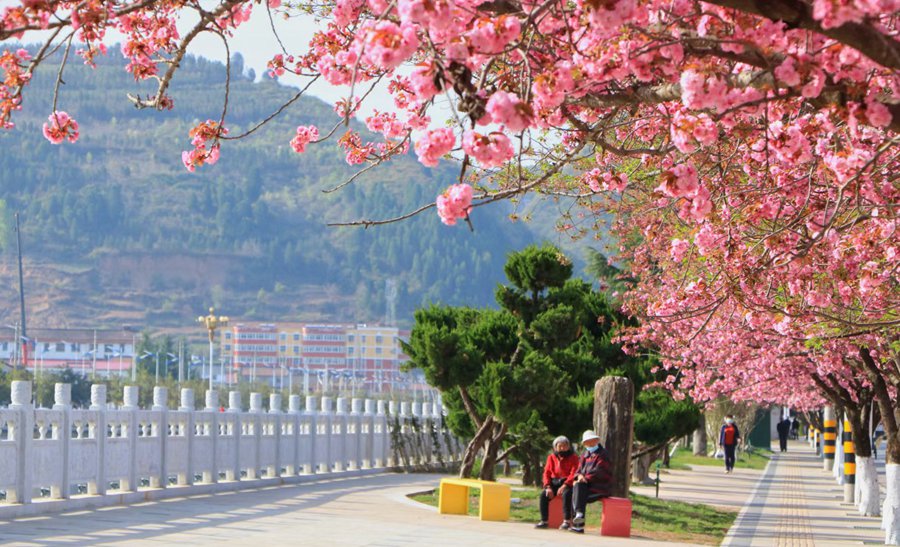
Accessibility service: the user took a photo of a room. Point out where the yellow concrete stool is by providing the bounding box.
[438,478,511,521]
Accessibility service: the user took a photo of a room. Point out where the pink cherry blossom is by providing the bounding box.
[436,183,473,226]
[485,91,532,132]
[42,111,79,144]
[290,125,319,154]
[462,130,515,168]
[414,128,455,167]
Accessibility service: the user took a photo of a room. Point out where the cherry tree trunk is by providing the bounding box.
[693,414,708,456]
[884,436,900,545]
[593,376,634,498]
[847,407,880,517]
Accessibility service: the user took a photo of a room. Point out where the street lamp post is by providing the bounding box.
[198,307,228,393]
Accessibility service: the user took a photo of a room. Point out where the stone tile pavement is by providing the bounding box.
[0,440,886,546]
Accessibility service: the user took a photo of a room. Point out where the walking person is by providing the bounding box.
[570,430,613,534]
[719,415,741,474]
[535,436,578,530]
[776,418,790,452]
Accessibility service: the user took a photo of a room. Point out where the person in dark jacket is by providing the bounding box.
[776,418,790,452]
[719,415,741,473]
[535,435,579,530]
[570,430,613,534]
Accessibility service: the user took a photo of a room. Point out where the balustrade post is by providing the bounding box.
[49,383,72,499]
[226,391,242,482]
[178,388,195,486]
[349,398,363,470]
[150,387,168,489]
[122,386,140,492]
[203,390,219,484]
[304,396,318,474]
[320,397,333,473]
[376,400,387,468]
[269,394,282,478]
[287,395,302,476]
[247,392,262,479]
[9,381,33,504]
[334,397,347,472]
[89,384,108,496]
[362,399,375,469]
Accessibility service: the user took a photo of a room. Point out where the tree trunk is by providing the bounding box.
[885,438,900,545]
[593,376,634,498]
[478,422,507,481]
[693,414,708,456]
[631,452,653,485]
[857,347,900,543]
[847,404,880,517]
[459,415,494,478]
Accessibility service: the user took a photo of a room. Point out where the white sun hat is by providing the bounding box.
[581,430,601,443]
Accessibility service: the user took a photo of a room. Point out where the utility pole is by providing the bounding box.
[14,213,27,370]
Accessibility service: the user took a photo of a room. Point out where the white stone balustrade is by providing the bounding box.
[0,381,460,518]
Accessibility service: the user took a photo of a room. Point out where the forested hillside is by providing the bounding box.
[0,45,590,328]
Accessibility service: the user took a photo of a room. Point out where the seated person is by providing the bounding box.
[570,429,613,534]
[535,435,579,530]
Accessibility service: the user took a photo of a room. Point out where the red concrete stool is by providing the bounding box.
[599,497,632,537]
[547,496,564,528]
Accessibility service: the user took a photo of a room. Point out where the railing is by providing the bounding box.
[0,380,461,514]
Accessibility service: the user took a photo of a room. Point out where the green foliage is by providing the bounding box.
[634,388,701,446]
[410,487,736,544]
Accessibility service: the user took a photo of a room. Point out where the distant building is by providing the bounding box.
[219,321,413,394]
[0,327,136,377]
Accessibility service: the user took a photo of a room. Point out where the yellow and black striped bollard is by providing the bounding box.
[823,407,836,471]
[843,417,855,503]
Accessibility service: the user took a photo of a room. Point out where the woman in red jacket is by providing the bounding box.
[535,435,579,530]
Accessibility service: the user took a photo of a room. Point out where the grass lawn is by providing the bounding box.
[410,486,735,545]
[654,447,772,471]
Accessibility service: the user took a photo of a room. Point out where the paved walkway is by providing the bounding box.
[721,441,884,546]
[0,440,886,546]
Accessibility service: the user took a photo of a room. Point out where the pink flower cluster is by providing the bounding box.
[462,130,514,168]
[485,91,532,132]
[414,128,455,167]
[181,120,227,172]
[359,21,419,70]
[436,183,473,226]
[670,111,718,153]
[466,15,521,55]
[42,111,79,144]
[0,49,31,130]
[582,168,628,193]
[290,125,319,154]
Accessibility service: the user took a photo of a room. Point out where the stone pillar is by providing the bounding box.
[304,396,318,474]
[178,388,195,486]
[843,416,856,503]
[269,394,283,477]
[321,397,334,473]
[246,393,262,479]
[48,383,72,499]
[122,386,140,492]
[693,414,708,456]
[228,391,242,412]
[225,391,241,482]
[287,395,302,475]
[150,387,168,489]
[180,389,195,411]
[9,381,34,504]
[203,390,218,484]
[205,390,219,411]
[363,399,375,469]
[593,376,634,499]
[89,384,108,496]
